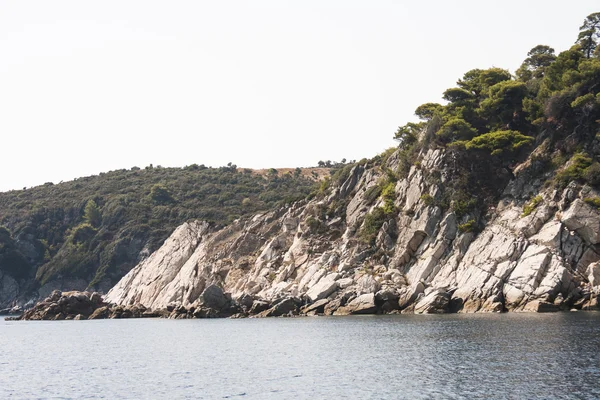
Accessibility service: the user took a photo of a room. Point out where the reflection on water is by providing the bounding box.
[1,313,599,399]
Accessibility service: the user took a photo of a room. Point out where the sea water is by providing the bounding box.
[1,313,599,399]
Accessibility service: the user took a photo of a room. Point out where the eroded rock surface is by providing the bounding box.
[92,149,600,317]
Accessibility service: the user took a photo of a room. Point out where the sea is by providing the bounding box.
[1,312,599,399]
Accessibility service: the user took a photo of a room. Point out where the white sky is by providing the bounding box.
[1,1,598,192]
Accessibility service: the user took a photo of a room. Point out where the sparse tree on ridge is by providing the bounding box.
[577,12,600,58]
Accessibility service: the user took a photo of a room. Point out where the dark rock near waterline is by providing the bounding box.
[11,290,160,321]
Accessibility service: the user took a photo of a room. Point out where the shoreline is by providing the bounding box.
[7,288,599,322]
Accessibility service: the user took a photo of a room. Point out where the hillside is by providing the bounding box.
[104,13,600,317]
[5,12,600,315]
[0,164,328,308]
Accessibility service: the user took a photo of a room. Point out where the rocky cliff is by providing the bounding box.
[105,146,600,316]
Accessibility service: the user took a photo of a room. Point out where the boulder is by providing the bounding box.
[356,275,380,294]
[199,285,230,311]
[398,282,425,309]
[88,306,111,320]
[300,299,329,315]
[258,297,299,317]
[323,291,354,315]
[335,293,377,315]
[249,300,271,315]
[46,290,62,303]
[306,276,339,302]
[336,278,354,289]
[562,199,600,244]
[89,292,104,306]
[587,262,600,287]
[236,293,255,312]
[375,289,400,313]
[522,300,560,313]
[414,290,450,314]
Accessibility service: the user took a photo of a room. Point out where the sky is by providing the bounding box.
[0,1,598,192]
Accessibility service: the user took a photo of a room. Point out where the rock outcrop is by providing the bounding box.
[9,290,163,321]
[102,147,600,317]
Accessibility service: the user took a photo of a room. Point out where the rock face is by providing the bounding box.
[561,199,600,244]
[103,148,600,317]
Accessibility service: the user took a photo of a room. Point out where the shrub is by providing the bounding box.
[149,184,175,204]
[522,195,543,217]
[461,130,534,157]
[553,153,593,188]
[452,198,477,218]
[70,223,98,245]
[584,197,600,210]
[583,162,600,187]
[420,193,434,206]
[458,219,477,233]
[360,179,397,244]
[361,207,388,244]
[381,182,396,214]
[331,163,354,186]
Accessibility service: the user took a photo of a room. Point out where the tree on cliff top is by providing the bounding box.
[577,12,600,58]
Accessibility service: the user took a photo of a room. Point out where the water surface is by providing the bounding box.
[1,313,599,399]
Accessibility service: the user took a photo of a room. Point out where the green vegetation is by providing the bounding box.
[553,153,594,189]
[522,195,543,217]
[83,199,102,227]
[584,197,600,209]
[458,219,477,234]
[0,165,320,289]
[583,162,600,186]
[456,130,534,157]
[452,198,477,219]
[2,11,600,302]
[361,174,397,245]
[420,194,434,206]
[361,207,391,244]
[393,11,600,211]
[0,226,31,280]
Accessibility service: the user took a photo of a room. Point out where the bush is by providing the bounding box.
[381,182,396,214]
[84,199,102,227]
[522,195,543,217]
[553,153,593,188]
[361,207,388,244]
[420,193,434,206]
[458,219,477,233]
[452,198,477,218]
[149,184,175,204]
[70,223,98,244]
[584,197,600,210]
[460,130,534,157]
[583,162,600,187]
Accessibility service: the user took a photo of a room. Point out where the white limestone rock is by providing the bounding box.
[562,199,600,244]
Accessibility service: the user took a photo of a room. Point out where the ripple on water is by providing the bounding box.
[1,313,600,399]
